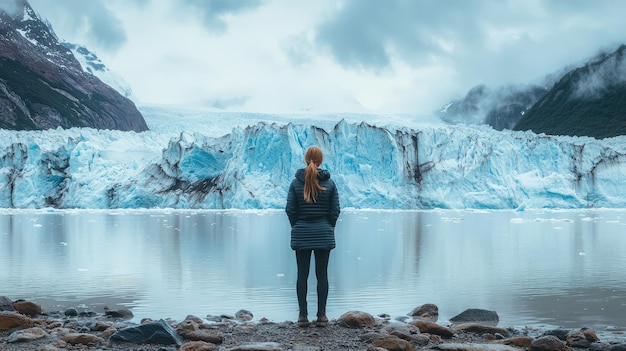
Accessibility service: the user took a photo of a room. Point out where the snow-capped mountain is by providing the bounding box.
[0,0,147,131]
[2,106,626,210]
[62,42,133,99]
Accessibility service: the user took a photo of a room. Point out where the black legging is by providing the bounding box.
[295,248,331,318]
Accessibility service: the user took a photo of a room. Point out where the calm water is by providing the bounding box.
[1,209,626,331]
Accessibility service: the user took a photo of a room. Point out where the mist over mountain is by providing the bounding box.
[438,44,626,139]
[0,0,147,131]
[514,44,626,139]
[436,83,549,131]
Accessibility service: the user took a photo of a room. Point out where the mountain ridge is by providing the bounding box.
[0,0,148,131]
[513,44,626,139]
[438,44,626,139]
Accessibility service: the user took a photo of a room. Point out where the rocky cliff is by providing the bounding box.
[0,0,148,132]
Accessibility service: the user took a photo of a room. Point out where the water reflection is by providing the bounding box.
[1,209,625,330]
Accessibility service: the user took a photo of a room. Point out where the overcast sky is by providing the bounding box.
[27,0,626,116]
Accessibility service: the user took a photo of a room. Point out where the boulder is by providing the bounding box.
[180,340,217,351]
[372,335,416,351]
[382,321,420,334]
[337,311,376,328]
[61,332,103,346]
[453,323,510,336]
[7,327,47,343]
[104,306,133,319]
[12,300,42,316]
[176,316,224,343]
[236,309,254,321]
[449,309,499,325]
[410,320,455,338]
[494,336,534,348]
[181,329,225,344]
[408,303,439,322]
[541,329,571,341]
[566,328,600,348]
[0,296,14,311]
[530,335,570,351]
[110,319,183,345]
[389,330,430,346]
[0,311,32,330]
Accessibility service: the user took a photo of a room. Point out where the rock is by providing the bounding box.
[337,311,377,328]
[91,321,113,331]
[611,344,626,351]
[181,329,225,344]
[449,309,499,325]
[110,319,184,345]
[229,342,283,351]
[61,332,103,346]
[236,309,254,321]
[389,330,430,346]
[104,305,133,318]
[436,343,520,351]
[408,303,439,322]
[541,329,571,341]
[566,328,599,348]
[7,327,47,343]
[361,332,391,342]
[410,320,455,338]
[12,300,42,316]
[64,308,78,316]
[176,316,225,343]
[180,340,217,351]
[0,296,14,311]
[494,336,534,348]
[178,318,200,333]
[184,315,205,324]
[381,321,421,335]
[453,323,510,336]
[0,311,32,330]
[530,335,570,351]
[101,326,118,339]
[372,336,416,351]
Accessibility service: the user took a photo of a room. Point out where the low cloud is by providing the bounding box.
[29,0,127,52]
[178,0,264,34]
[573,46,626,99]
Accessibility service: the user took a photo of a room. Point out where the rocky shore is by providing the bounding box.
[1,296,625,351]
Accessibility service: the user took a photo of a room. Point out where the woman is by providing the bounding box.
[285,146,340,327]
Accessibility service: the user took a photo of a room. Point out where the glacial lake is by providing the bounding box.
[2,209,626,333]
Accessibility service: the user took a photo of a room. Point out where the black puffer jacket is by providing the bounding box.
[285,168,340,250]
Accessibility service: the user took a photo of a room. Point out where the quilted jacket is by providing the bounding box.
[285,168,340,250]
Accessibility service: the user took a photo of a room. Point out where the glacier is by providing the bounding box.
[2,106,626,210]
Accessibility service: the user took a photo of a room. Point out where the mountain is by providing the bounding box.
[2,108,626,209]
[62,42,134,99]
[0,0,148,132]
[436,84,548,130]
[513,45,626,139]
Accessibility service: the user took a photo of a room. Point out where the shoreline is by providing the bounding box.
[2,297,626,351]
